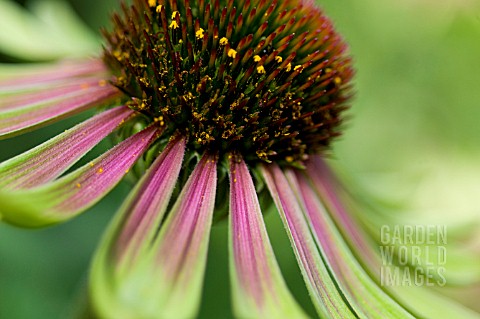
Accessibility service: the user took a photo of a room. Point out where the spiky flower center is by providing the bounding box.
[103,0,353,165]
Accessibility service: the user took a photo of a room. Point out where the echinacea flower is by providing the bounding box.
[1,0,479,318]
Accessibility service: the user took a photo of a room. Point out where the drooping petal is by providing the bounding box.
[0,125,161,227]
[90,137,186,318]
[114,137,186,266]
[0,106,134,189]
[0,83,121,139]
[305,157,480,319]
[0,77,109,110]
[150,154,217,318]
[0,59,107,92]
[306,157,379,271]
[91,153,217,319]
[261,164,357,319]
[292,168,414,319]
[228,156,307,319]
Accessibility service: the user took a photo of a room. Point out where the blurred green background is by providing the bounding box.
[0,0,479,318]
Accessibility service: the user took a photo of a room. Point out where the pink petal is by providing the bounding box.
[0,77,110,111]
[90,153,218,319]
[303,157,479,319]
[293,168,414,318]
[261,164,356,319]
[230,158,273,303]
[0,84,121,138]
[229,156,306,318]
[306,156,378,270]
[0,59,107,92]
[0,106,135,189]
[114,137,186,264]
[154,154,218,281]
[53,126,160,213]
[0,125,161,227]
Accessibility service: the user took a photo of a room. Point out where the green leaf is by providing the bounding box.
[0,0,99,60]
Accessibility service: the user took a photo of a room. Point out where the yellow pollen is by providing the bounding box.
[76,183,81,188]
[334,77,342,85]
[325,68,333,73]
[89,162,94,167]
[156,5,163,13]
[219,37,229,45]
[285,156,294,163]
[294,65,302,71]
[125,169,130,173]
[98,80,107,87]
[228,49,237,58]
[257,150,267,158]
[169,20,179,29]
[97,167,104,174]
[148,0,156,7]
[253,55,261,62]
[257,65,266,74]
[286,63,292,72]
[171,11,179,19]
[275,56,283,63]
[234,178,237,183]
[196,28,205,39]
